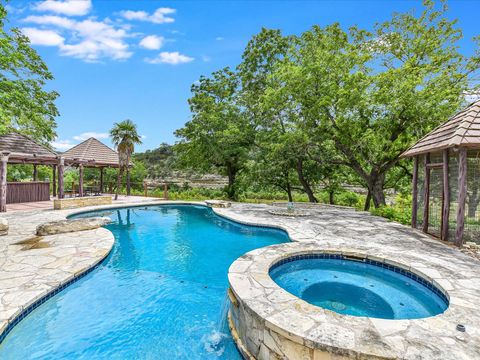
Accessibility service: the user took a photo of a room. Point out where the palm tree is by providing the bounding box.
[110,119,142,199]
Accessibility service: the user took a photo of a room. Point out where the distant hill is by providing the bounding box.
[134,143,227,188]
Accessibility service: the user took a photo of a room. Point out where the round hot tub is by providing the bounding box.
[269,254,449,320]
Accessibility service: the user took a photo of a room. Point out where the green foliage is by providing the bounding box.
[134,143,177,178]
[173,2,479,208]
[259,2,478,208]
[0,4,59,142]
[370,194,413,225]
[175,68,255,200]
[110,119,142,197]
[110,119,142,168]
[7,164,51,181]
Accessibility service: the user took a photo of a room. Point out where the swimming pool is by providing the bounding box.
[0,205,289,359]
[270,254,449,320]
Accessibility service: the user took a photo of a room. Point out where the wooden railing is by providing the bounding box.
[6,182,50,204]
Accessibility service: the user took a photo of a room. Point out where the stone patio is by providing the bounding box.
[219,203,480,360]
[0,200,478,359]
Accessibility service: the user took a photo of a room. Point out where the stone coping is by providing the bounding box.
[221,204,480,360]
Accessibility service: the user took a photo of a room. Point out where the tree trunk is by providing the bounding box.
[126,168,131,196]
[286,181,293,202]
[367,174,386,208]
[364,190,372,211]
[296,160,317,203]
[226,164,237,200]
[329,190,334,205]
[115,167,123,201]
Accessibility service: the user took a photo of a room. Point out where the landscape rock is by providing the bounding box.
[0,217,8,236]
[36,217,111,236]
[205,200,232,208]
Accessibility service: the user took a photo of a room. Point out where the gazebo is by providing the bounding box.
[62,137,120,197]
[0,133,121,212]
[402,100,480,246]
[0,132,60,212]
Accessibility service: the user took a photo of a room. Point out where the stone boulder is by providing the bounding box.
[0,217,8,236]
[205,200,231,208]
[36,217,111,236]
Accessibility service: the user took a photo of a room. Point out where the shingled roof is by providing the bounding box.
[62,137,119,167]
[402,100,480,157]
[0,132,58,164]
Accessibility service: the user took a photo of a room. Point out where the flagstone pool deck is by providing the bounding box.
[0,201,479,359]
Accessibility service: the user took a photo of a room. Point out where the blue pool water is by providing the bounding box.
[270,257,448,319]
[0,205,289,359]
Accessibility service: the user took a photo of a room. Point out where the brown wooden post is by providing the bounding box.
[99,167,104,194]
[144,182,148,197]
[455,148,467,246]
[58,157,64,199]
[163,183,168,200]
[0,153,9,212]
[422,154,430,233]
[411,156,419,228]
[52,165,57,197]
[79,164,84,197]
[33,164,38,181]
[441,149,450,241]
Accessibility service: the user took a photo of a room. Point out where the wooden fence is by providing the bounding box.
[6,182,50,204]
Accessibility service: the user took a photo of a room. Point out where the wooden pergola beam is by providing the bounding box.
[422,154,430,233]
[441,149,450,241]
[79,164,84,197]
[455,148,467,246]
[52,165,57,197]
[0,153,9,212]
[58,157,65,199]
[411,156,419,228]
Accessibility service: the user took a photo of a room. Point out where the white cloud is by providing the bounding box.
[465,91,480,103]
[21,27,65,46]
[73,132,109,141]
[145,51,194,65]
[120,7,175,24]
[139,35,164,50]
[215,37,224,41]
[34,0,92,16]
[51,139,75,151]
[23,15,75,28]
[23,15,132,62]
[201,55,211,62]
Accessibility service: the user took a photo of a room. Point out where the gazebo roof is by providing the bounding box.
[62,137,119,167]
[402,100,480,157]
[0,132,59,164]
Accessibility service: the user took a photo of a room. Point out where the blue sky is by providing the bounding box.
[6,0,480,152]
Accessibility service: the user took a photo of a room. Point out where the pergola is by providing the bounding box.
[0,133,120,212]
[61,137,120,196]
[402,100,480,246]
[0,132,60,212]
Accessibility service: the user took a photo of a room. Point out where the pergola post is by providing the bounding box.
[441,149,450,241]
[0,152,9,212]
[33,164,38,181]
[100,167,104,194]
[422,154,430,233]
[79,164,84,197]
[52,165,57,197]
[455,148,467,246]
[58,157,65,199]
[411,156,419,228]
